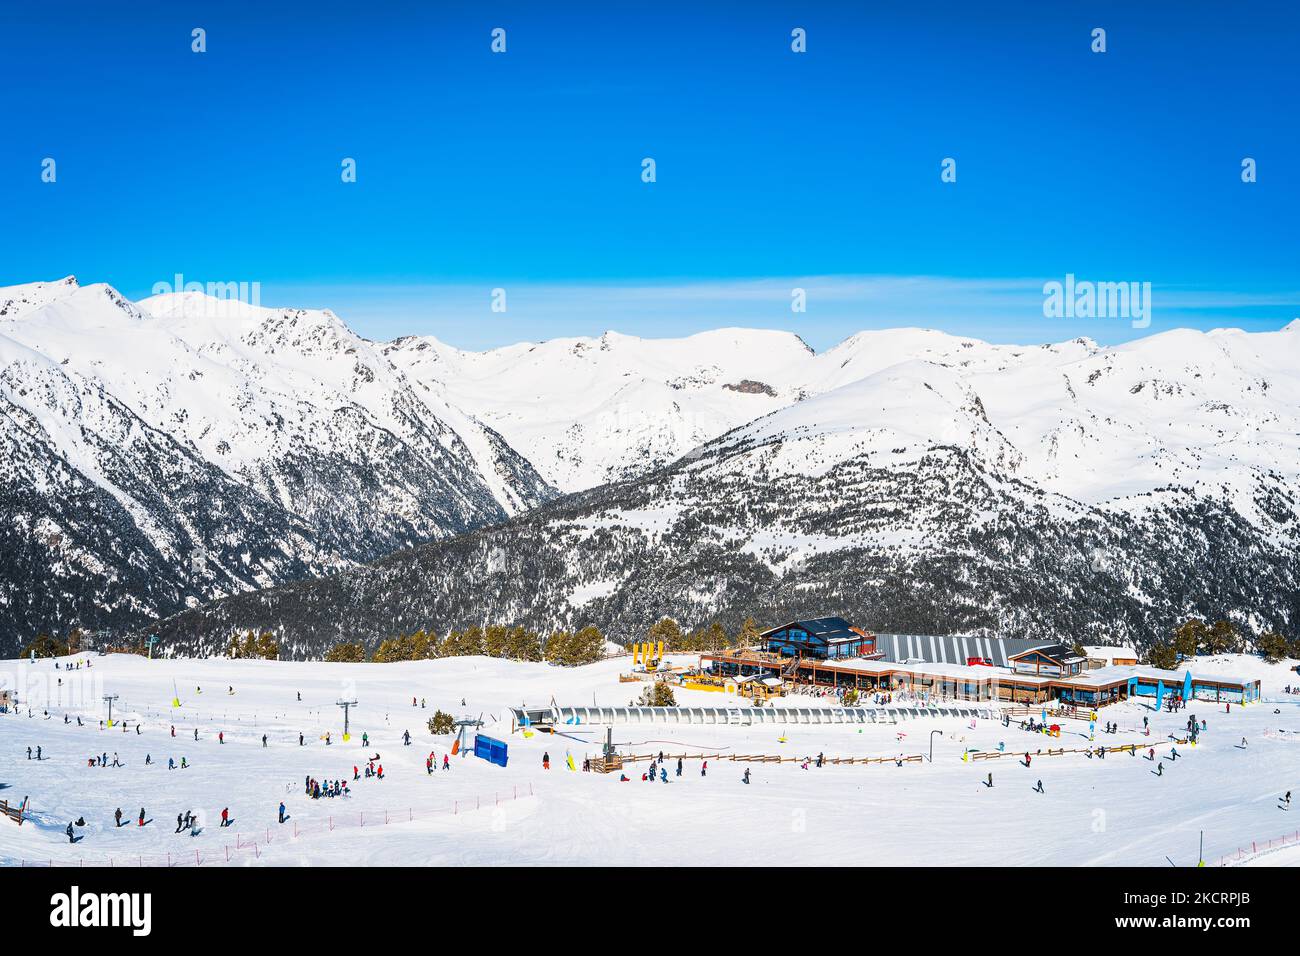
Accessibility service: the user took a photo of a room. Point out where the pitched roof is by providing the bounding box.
[761,617,861,641]
[873,634,1046,667]
[1009,643,1085,664]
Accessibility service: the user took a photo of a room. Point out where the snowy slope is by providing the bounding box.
[384,328,813,491]
[1,651,1297,867]
[152,321,1300,654]
[0,278,555,648]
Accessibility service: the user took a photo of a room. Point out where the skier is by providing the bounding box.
[986,772,993,788]
[442,753,450,770]
[742,768,751,785]
[676,757,682,777]
[299,732,304,746]
[262,734,267,748]
[701,760,708,778]
[353,765,359,780]
[403,730,411,746]
[218,731,224,745]
[426,755,433,775]
[171,725,175,737]
[543,751,550,770]
[1024,752,1031,767]
[362,733,369,747]
[1034,780,1044,793]
[114,807,122,828]
[176,813,184,833]
[138,808,147,827]
[193,728,198,741]
[1156,762,1164,776]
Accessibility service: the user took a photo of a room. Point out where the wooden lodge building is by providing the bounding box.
[704,619,1261,707]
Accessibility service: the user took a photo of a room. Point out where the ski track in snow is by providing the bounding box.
[0,652,1297,866]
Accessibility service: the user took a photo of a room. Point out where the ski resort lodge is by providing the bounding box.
[702,618,1261,708]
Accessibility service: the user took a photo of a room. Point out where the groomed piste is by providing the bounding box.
[0,648,1297,867]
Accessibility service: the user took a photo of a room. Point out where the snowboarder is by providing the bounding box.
[114,807,122,828]
[220,807,229,827]
[66,822,75,843]
[742,768,751,785]
[278,802,286,824]
[176,813,184,833]
[986,772,993,788]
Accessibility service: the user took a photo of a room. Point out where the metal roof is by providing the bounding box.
[872,633,1048,668]
[761,617,860,641]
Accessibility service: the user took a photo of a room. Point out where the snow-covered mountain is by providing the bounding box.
[0,278,554,647]
[146,318,1300,656]
[383,328,814,491]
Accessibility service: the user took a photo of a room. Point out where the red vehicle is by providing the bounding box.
[966,657,993,667]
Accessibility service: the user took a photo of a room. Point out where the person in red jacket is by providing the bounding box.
[220,807,229,827]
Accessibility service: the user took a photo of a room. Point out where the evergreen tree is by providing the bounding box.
[736,618,761,647]
[324,641,366,663]
[647,617,685,651]
[427,710,456,735]
[255,631,279,660]
[544,630,573,664]
[1258,631,1291,663]
[1146,642,1178,670]
[484,624,509,658]
[20,633,68,659]
[1171,619,1207,659]
[570,625,606,664]
[1207,619,1241,655]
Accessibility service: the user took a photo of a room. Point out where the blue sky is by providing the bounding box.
[1,0,1296,349]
